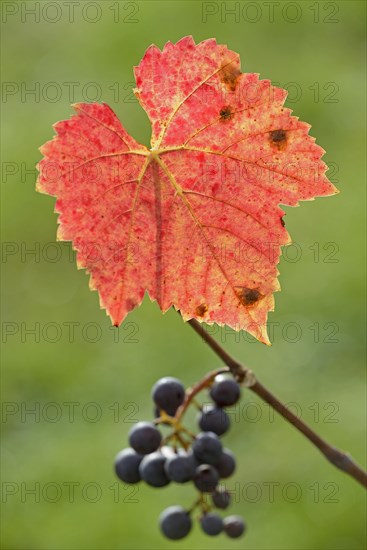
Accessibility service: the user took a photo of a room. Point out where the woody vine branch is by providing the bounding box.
[183,316,367,489]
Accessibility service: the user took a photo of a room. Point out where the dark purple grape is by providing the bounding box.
[192,432,222,465]
[215,448,236,478]
[164,451,196,483]
[193,464,219,492]
[152,377,185,416]
[210,377,241,407]
[159,506,192,540]
[114,448,143,484]
[128,422,162,455]
[224,515,246,538]
[200,513,224,535]
[139,452,170,487]
[198,405,230,436]
[212,488,231,509]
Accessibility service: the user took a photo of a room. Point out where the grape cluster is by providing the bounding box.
[114,374,246,540]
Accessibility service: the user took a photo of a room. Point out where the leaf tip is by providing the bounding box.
[261,336,272,346]
[253,322,272,346]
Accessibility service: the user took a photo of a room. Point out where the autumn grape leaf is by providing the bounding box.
[36,36,338,345]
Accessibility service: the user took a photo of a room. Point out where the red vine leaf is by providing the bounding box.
[37,36,338,344]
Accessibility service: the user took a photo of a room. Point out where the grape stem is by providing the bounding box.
[175,367,230,423]
[184,316,367,489]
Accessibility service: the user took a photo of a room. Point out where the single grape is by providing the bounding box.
[200,513,224,536]
[215,448,236,478]
[159,506,192,540]
[164,451,197,483]
[210,376,241,407]
[152,377,185,416]
[192,432,222,465]
[223,515,246,538]
[198,405,230,436]
[139,452,170,487]
[193,464,219,492]
[212,488,231,509]
[114,448,143,484]
[128,421,162,455]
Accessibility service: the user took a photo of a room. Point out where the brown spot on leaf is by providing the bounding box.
[236,287,263,307]
[219,106,233,121]
[219,62,241,91]
[270,129,287,150]
[196,303,208,317]
[280,216,285,227]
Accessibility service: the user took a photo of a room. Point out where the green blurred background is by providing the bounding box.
[1,1,366,548]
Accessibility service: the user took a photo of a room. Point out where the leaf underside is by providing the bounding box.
[37,36,337,344]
